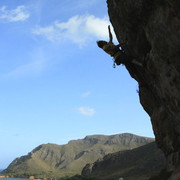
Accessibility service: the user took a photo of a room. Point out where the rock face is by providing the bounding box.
[107,0,180,178]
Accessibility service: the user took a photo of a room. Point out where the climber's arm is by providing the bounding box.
[108,25,113,43]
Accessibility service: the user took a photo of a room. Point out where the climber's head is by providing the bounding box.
[97,40,108,49]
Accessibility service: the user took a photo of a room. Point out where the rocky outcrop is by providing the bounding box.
[82,142,166,180]
[107,0,180,178]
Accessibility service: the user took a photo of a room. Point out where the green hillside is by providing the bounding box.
[3,133,154,178]
[81,142,166,180]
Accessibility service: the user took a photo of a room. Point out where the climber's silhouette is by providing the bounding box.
[97,25,130,67]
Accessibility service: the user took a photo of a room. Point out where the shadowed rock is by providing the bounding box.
[107,0,180,179]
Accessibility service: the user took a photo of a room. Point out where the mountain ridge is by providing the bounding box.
[82,142,166,180]
[3,133,154,178]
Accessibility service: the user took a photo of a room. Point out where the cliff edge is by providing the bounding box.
[107,0,180,179]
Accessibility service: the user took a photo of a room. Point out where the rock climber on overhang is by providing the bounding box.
[97,25,130,68]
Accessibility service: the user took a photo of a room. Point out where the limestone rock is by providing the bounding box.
[107,0,180,178]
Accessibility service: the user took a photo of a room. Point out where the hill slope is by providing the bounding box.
[3,133,154,178]
[82,142,166,180]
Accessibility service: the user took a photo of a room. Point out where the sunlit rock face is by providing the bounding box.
[107,0,180,178]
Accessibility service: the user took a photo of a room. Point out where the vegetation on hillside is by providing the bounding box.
[2,133,154,179]
[82,142,166,180]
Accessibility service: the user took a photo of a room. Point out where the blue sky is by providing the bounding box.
[0,0,154,169]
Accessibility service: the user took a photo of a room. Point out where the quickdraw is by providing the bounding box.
[112,58,116,68]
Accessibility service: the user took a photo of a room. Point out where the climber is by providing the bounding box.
[97,25,130,67]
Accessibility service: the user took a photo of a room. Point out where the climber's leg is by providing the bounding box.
[115,52,132,65]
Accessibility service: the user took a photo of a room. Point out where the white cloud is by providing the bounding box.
[82,91,91,98]
[76,106,95,116]
[33,14,116,46]
[0,5,30,22]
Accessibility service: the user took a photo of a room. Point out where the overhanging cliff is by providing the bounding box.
[107,0,180,179]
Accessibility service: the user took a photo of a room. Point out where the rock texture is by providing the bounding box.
[107,0,180,178]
